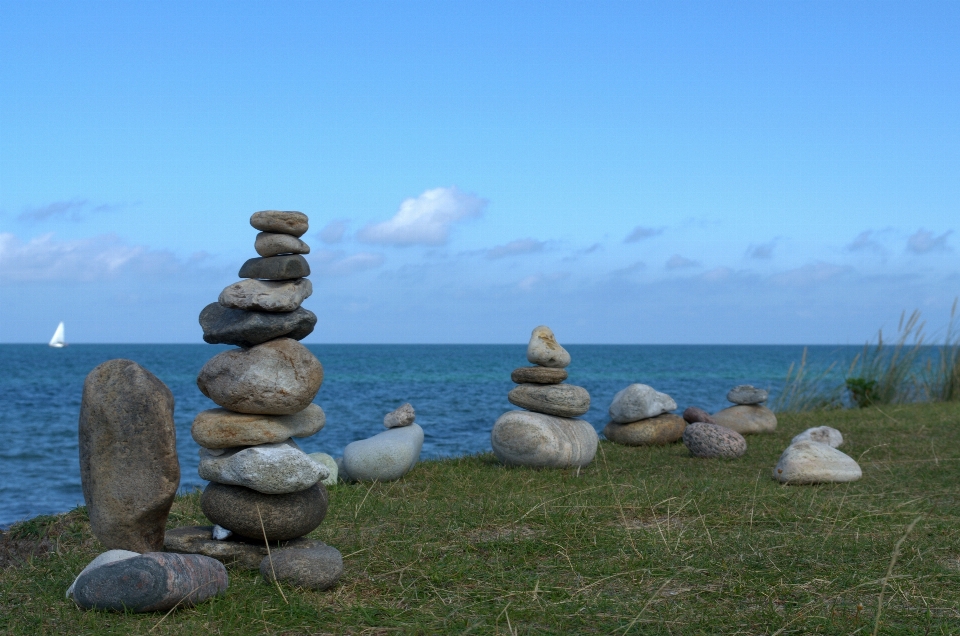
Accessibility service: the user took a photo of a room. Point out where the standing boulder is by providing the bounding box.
[79,360,179,553]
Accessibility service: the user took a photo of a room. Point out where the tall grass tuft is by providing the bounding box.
[772,347,844,412]
[845,310,926,407]
[923,298,960,402]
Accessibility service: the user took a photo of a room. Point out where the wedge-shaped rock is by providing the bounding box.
[66,550,140,598]
[526,325,571,368]
[201,482,328,541]
[255,231,310,256]
[238,254,310,280]
[510,366,568,385]
[508,383,590,417]
[199,303,316,347]
[603,413,686,446]
[192,404,326,449]
[260,544,343,591]
[712,404,777,434]
[250,210,309,237]
[491,410,598,468]
[164,525,326,570]
[682,422,747,459]
[341,424,424,482]
[199,440,327,494]
[383,402,415,428]
[219,278,312,312]
[608,384,676,424]
[773,441,861,484]
[791,426,843,448]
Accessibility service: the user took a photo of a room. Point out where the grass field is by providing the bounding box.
[2,402,960,634]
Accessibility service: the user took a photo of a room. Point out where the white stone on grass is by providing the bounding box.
[491,410,598,469]
[773,441,862,484]
[791,426,843,448]
[608,384,677,424]
[341,424,424,482]
[199,440,326,494]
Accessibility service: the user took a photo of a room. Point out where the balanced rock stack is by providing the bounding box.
[491,326,598,468]
[712,385,777,434]
[165,211,343,591]
[603,384,686,446]
[338,403,424,482]
[773,426,861,484]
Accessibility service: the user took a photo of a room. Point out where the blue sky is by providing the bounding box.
[1,1,958,343]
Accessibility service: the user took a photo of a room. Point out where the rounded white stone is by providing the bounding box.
[773,441,862,484]
[526,325,571,368]
[608,384,677,424]
[491,410,598,468]
[791,426,843,448]
[342,423,424,482]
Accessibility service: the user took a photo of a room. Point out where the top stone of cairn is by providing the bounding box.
[250,211,309,237]
[526,325,570,369]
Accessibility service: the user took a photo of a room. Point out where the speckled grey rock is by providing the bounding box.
[682,422,747,459]
[192,404,326,449]
[510,366,568,384]
[255,231,310,257]
[508,383,590,417]
[791,426,843,448]
[238,254,310,280]
[200,482,328,542]
[773,441,861,484]
[526,326,571,368]
[383,403,415,428]
[164,525,326,570]
[250,210,309,237]
[491,410,598,468]
[197,338,323,415]
[218,278,313,313]
[66,550,140,598]
[603,413,686,446]
[727,385,769,405]
[260,544,343,591]
[199,303,317,347]
[712,404,777,434]
[682,406,715,424]
[341,424,424,482]
[308,452,338,486]
[608,384,677,424]
[198,440,326,494]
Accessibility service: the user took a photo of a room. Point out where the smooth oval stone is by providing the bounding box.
[260,544,343,591]
[383,402,415,428]
[79,359,179,553]
[197,339,323,415]
[510,366,568,385]
[238,254,311,280]
[308,452,339,486]
[791,426,843,448]
[192,404,326,449]
[682,406,715,424]
[255,231,310,257]
[71,552,228,612]
[218,278,313,313]
[341,424,424,482]
[251,210,309,237]
[608,384,677,424]
[712,404,777,434]
[682,422,747,459]
[164,525,326,570]
[66,550,140,598]
[526,325,571,368]
[201,481,328,541]
[491,410,598,468]
[603,413,686,446]
[773,441,861,484]
[507,383,590,418]
[727,384,769,405]
[199,441,326,494]
[199,303,316,348]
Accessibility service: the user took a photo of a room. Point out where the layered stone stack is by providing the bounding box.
[712,385,778,434]
[338,403,425,482]
[165,210,343,591]
[773,426,861,484]
[603,384,686,446]
[491,326,598,468]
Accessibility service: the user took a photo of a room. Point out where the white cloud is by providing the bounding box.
[624,226,665,242]
[907,229,952,254]
[666,254,701,270]
[485,238,545,260]
[357,187,487,246]
[318,220,349,244]
[309,249,384,276]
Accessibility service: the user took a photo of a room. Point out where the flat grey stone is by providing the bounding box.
[218,278,312,313]
[774,441,861,484]
[491,410,598,469]
[238,254,310,280]
[342,424,424,482]
[526,325,571,368]
[682,422,747,459]
[197,338,323,415]
[712,405,777,434]
[201,482,328,542]
[260,544,343,591]
[255,231,310,257]
[198,440,327,494]
[603,413,686,446]
[791,426,843,448]
[250,210,309,237]
[164,525,326,570]
[682,406,715,424]
[384,403,415,428]
[508,383,590,417]
[727,385,769,405]
[67,550,140,598]
[79,360,179,553]
[308,452,338,486]
[608,384,677,424]
[192,404,326,449]
[510,366,568,384]
[199,302,317,347]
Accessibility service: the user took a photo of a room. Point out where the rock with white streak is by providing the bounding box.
[341,424,424,482]
[526,325,571,369]
[491,410,598,468]
[791,426,843,448]
[198,440,326,494]
[608,384,677,424]
[508,383,590,418]
[773,440,861,484]
[218,278,313,313]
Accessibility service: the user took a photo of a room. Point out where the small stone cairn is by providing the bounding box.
[712,385,778,434]
[338,403,425,482]
[603,384,686,446]
[164,210,343,591]
[491,326,598,468]
[680,405,747,459]
[773,426,861,484]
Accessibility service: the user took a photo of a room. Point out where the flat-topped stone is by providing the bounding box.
[774,441,861,484]
[791,426,843,448]
[491,410,598,468]
[219,278,312,313]
[164,525,327,570]
[727,385,769,405]
[507,383,590,418]
[238,254,311,280]
[192,404,326,449]
[384,403,415,428]
[603,413,686,446]
[199,440,326,494]
[526,325,571,369]
[682,422,747,459]
[199,303,316,348]
[201,481,328,542]
[255,231,310,257]
[608,384,677,423]
[712,404,777,434]
[250,210,309,237]
[510,366,568,385]
[341,424,424,482]
[261,544,343,591]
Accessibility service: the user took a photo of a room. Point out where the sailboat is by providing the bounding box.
[49,321,66,348]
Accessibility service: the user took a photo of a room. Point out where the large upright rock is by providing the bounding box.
[79,360,179,553]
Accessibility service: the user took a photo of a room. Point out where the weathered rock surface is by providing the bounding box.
[238,254,311,280]
[250,210,309,237]
[70,552,228,612]
[260,544,343,590]
[218,278,313,313]
[79,359,179,553]
[491,410,598,468]
[507,383,590,418]
[255,231,310,257]
[66,550,139,598]
[164,525,326,570]
[526,325,571,368]
[510,366,568,385]
[197,338,323,415]
[198,440,326,494]
[341,424,424,482]
[773,441,861,484]
[201,482,328,541]
[682,422,747,459]
[608,384,677,424]
[791,426,843,448]
[712,404,777,434]
[603,413,686,446]
[727,385,769,405]
[383,403,415,428]
[682,406,715,424]
[308,452,339,486]
[192,404,326,449]
[199,303,317,347]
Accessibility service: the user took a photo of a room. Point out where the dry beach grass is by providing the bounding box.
[2,402,960,634]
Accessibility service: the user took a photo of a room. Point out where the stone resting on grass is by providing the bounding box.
[603,383,686,446]
[711,384,777,434]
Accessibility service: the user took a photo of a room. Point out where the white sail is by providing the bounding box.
[49,321,66,348]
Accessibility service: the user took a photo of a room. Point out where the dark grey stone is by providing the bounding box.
[510,366,568,385]
[238,254,310,280]
[250,210,309,237]
[199,303,316,347]
[508,383,590,417]
[682,422,747,459]
[682,406,715,424]
[164,526,327,570]
[260,544,343,590]
[201,482,328,542]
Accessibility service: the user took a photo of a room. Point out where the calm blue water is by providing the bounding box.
[0,343,861,527]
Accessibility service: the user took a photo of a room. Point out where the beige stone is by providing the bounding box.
[192,404,325,449]
[712,404,777,434]
[603,413,686,446]
[491,410,597,468]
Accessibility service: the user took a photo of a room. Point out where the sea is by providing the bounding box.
[0,343,862,527]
